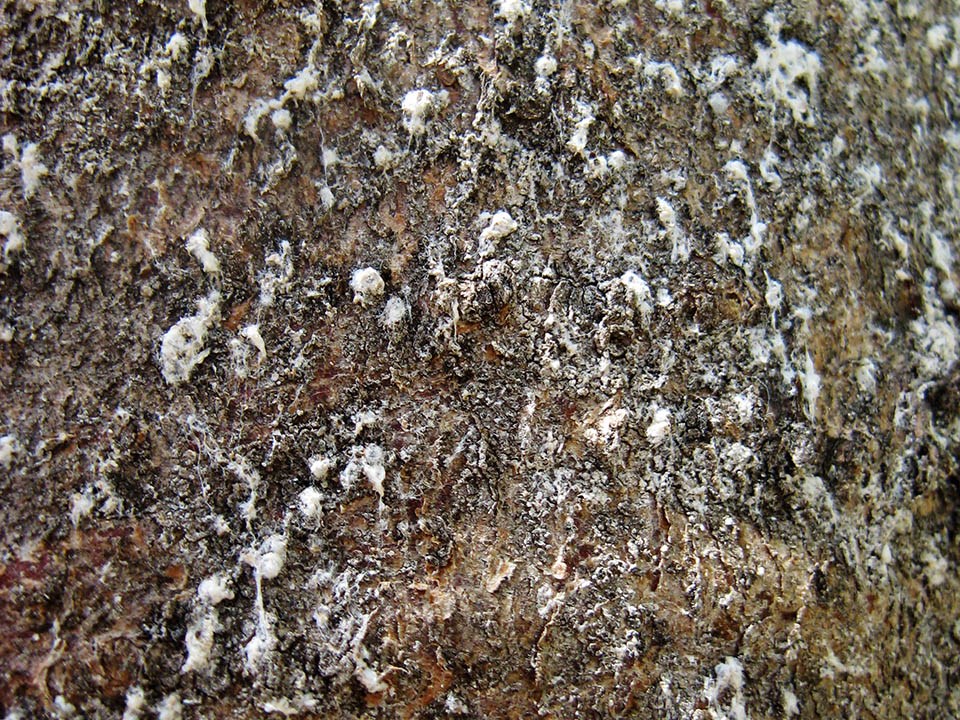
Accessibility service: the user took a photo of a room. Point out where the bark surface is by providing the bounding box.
[1,0,958,718]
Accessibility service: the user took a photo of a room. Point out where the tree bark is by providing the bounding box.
[1,0,958,717]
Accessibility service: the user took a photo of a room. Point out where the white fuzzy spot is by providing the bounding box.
[2,133,18,157]
[880,543,893,565]
[479,210,518,256]
[70,487,95,526]
[401,89,442,135]
[0,210,24,264]
[656,197,689,262]
[496,0,531,23]
[321,147,339,170]
[19,143,47,199]
[445,694,469,714]
[644,59,684,98]
[351,267,385,306]
[703,657,746,720]
[122,687,147,720]
[485,557,517,593]
[800,352,821,421]
[620,270,653,322]
[373,145,396,169]
[159,291,221,385]
[0,435,18,468]
[270,108,292,131]
[298,486,323,517]
[198,575,234,606]
[646,407,671,444]
[929,231,954,274]
[381,295,408,329]
[355,661,388,693]
[922,545,948,586]
[535,55,557,77]
[187,0,207,30]
[709,92,729,115]
[240,324,267,363]
[182,611,218,673]
[284,66,318,99]
[566,105,594,156]
[156,694,182,720]
[318,185,335,211]
[185,228,220,274]
[754,15,821,124]
[244,631,273,671]
[309,456,334,481]
[782,688,800,716]
[855,359,877,396]
[764,276,783,314]
[259,241,293,307]
[247,534,287,580]
[165,32,189,60]
[927,24,950,51]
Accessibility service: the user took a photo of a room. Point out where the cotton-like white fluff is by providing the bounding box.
[159,291,221,385]
[351,267,385,306]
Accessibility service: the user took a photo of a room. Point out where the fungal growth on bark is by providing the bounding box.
[0,0,958,718]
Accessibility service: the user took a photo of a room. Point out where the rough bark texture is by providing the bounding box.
[1,0,958,718]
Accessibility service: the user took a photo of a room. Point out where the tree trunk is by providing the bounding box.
[1,0,958,717]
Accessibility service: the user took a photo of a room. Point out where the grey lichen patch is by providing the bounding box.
[1,0,959,718]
